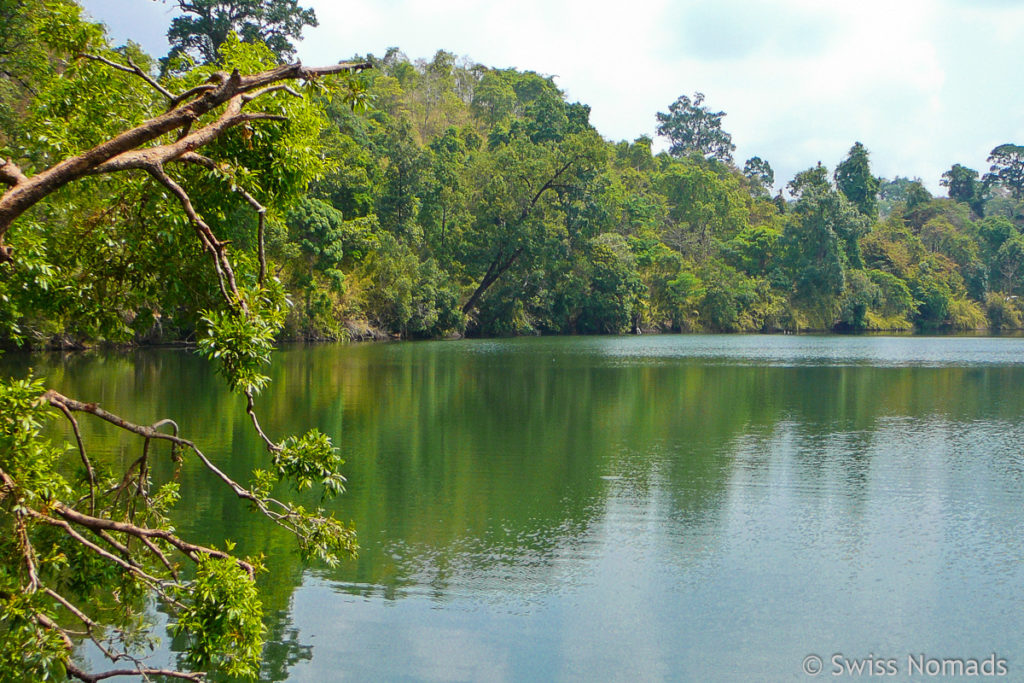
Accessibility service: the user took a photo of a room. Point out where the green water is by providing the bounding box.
[10,335,1024,681]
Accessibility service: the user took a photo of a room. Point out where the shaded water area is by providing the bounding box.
[7,334,1024,681]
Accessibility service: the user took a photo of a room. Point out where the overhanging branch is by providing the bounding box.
[0,57,370,260]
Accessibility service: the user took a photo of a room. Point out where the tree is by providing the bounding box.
[167,0,318,66]
[0,5,367,680]
[655,92,735,163]
[743,156,774,197]
[834,142,880,218]
[781,183,869,325]
[984,143,1024,200]
[940,163,986,215]
[786,162,829,199]
[659,159,749,259]
[459,127,606,320]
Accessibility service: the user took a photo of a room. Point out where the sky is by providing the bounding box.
[77,0,1024,194]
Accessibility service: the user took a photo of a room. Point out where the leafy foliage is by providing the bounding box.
[6,4,1024,678]
[171,555,265,677]
[835,142,881,218]
[655,92,735,163]
[167,0,318,66]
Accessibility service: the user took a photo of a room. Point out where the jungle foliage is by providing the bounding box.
[4,0,1024,679]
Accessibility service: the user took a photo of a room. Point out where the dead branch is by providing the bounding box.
[79,53,174,101]
[65,660,205,683]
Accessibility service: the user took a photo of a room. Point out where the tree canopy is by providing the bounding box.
[655,92,735,163]
[167,0,318,66]
[5,1,1024,678]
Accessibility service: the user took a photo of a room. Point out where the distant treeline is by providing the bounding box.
[271,48,1024,339]
[5,7,1024,346]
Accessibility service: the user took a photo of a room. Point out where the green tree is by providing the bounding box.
[167,0,318,66]
[658,159,749,259]
[655,92,735,163]
[459,128,607,319]
[786,162,829,199]
[834,142,880,218]
[941,163,986,215]
[984,143,1024,200]
[743,156,774,197]
[0,7,365,680]
[781,183,869,325]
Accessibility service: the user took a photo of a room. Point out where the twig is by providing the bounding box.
[79,53,174,101]
[245,389,280,452]
[53,400,96,514]
[144,164,239,308]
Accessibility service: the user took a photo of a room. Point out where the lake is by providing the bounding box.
[10,334,1024,681]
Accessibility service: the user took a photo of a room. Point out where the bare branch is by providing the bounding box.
[26,509,167,587]
[0,157,28,186]
[65,660,205,683]
[53,502,255,577]
[234,112,289,123]
[41,390,289,527]
[178,153,265,212]
[246,389,280,452]
[139,535,179,580]
[92,528,135,561]
[79,53,174,101]
[144,165,239,306]
[242,83,302,103]
[53,400,96,514]
[258,210,267,286]
[16,518,40,591]
[35,613,75,651]
[168,83,218,110]
[44,587,98,630]
[178,151,269,285]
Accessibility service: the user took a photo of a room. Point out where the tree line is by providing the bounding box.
[2,0,1024,679]
[5,6,1024,348]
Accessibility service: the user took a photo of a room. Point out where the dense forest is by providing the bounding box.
[4,1,1024,681]
[3,5,1024,348]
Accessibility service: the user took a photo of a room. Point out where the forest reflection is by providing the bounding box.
[8,335,1024,680]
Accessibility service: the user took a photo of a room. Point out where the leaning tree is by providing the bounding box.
[0,3,368,680]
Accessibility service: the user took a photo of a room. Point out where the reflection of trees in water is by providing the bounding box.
[11,339,1024,679]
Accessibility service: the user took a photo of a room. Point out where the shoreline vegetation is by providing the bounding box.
[4,21,1024,349]
[2,2,1024,680]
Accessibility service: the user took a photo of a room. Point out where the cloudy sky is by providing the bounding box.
[79,0,1024,193]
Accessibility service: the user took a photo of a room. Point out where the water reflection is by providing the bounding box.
[6,335,1024,680]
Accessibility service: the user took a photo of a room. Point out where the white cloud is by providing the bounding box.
[77,0,1024,193]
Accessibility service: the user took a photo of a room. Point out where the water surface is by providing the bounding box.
[11,335,1024,681]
